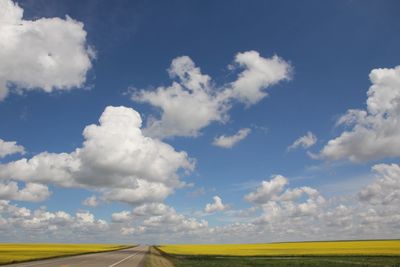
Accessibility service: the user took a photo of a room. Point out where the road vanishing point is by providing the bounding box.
[4,245,148,267]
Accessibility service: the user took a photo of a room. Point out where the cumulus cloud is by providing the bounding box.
[0,0,94,100]
[244,175,326,226]
[102,181,173,205]
[141,206,208,234]
[106,166,399,243]
[204,196,227,214]
[112,203,175,223]
[112,210,132,223]
[213,128,251,148]
[132,56,228,139]
[288,131,317,150]
[236,166,400,241]
[244,175,288,204]
[358,163,400,205]
[0,181,50,202]
[132,51,291,139]
[0,187,208,244]
[228,51,292,105]
[0,139,25,158]
[110,203,208,239]
[120,227,137,235]
[0,106,194,205]
[0,201,108,242]
[320,66,400,162]
[349,163,400,237]
[133,203,174,216]
[243,179,322,237]
[1,164,400,243]
[82,195,98,207]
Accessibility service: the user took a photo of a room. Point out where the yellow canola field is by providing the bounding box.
[0,243,131,265]
[160,240,400,256]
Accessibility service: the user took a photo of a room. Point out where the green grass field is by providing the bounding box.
[170,255,400,267]
[0,243,133,265]
[158,240,400,267]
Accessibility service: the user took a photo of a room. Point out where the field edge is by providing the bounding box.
[0,244,135,266]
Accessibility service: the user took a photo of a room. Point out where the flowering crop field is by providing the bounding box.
[0,244,132,265]
[159,240,400,256]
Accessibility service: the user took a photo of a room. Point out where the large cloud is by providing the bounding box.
[133,56,229,138]
[320,66,400,162]
[353,163,400,237]
[0,182,50,202]
[0,0,94,100]
[132,51,291,139]
[0,106,194,205]
[358,163,400,205]
[0,138,24,158]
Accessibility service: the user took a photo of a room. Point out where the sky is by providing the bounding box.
[0,0,400,244]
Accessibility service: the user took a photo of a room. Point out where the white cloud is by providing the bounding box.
[133,203,174,216]
[358,163,400,205]
[228,51,292,105]
[120,227,136,235]
[204,196,226,214]
[0,106,194,205]
[0,181,50,202]
[82,195,98,207]
[132,56,228,139]
[1,164,400,243]
[213,128,251,148]
[320,66,400,162]
[236,166,400,242]
[132,51,291,139]
[0,0,94,100]
[245,175,326,223]
[0,139,25,158]
[244,175,288,204]
[102,181,173,205]
[350,163,400,237]
[142,206,208,233]
[112,211,132,223]
[0,201,108,242]
[288,131,317,150]
[111,203,207,239]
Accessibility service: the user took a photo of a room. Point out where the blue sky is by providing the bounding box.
[0,0,400,243]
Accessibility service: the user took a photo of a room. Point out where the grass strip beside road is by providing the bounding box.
[145,246,174,267]
[159,240,400,256]
[168,255,400,267]
[0,243,134,265]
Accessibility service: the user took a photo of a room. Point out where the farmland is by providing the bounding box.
[0,243,133,265]
[159,240,400,256]
[168,255,400,267]
[157,240,400,267]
